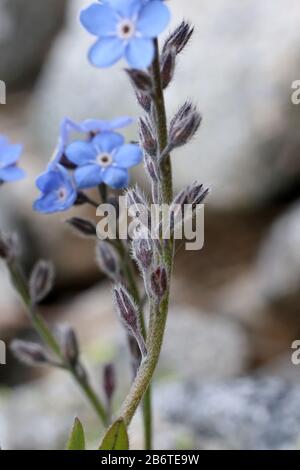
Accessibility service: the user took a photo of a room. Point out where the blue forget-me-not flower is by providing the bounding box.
[65,131,142,190]
[80,0,170,69]
[0,136,25,183]
[33,164,77,214]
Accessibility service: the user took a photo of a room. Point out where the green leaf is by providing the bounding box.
[66,417,86,450]
[99,418,129,450]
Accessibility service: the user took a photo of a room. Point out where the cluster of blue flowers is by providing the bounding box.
[34,117,142,214]
[3,0,171,214]
[0,136,25,183]
[81,0,170,69]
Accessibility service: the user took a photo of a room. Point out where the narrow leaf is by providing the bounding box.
[67,417,85,450]
[99,418,129,450]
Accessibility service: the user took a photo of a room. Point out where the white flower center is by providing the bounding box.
[97,153,113,168]
[58,187,67,201]
[117,19,136,40]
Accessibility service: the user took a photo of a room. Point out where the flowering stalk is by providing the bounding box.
[5,252,107,425]
[118,39,174,429]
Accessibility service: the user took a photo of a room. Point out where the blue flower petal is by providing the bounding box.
[0,166,25,182]
[92,132,124,153]
[33,192,61,214]
[89,37,126,67]
[0,136,9,150]
[114,144,142,168]
[108,0,141,17]
[137,0,170,37]
[0,143,23,166]
[36,171,60,192]
[102,166,129,189]
[65,141,96,165]
[80,117,133,133]
[75,164,103,189]
[126,37,154,68]
[80,3,117,36]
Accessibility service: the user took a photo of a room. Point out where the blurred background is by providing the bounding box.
[1,0,300,450]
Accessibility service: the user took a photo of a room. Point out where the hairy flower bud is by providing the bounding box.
[139,117,157,157]
[144,154,159,182]
[57,324,80,366]
[169,102,202,149]
[29,260,54,304]
[161,47,176,89]
[136,92,152,113]
[163,21,194,56]
[113,285,147,358]
[11,340,49,367]
[150,267,168,300]
[96,241,121,282]
[103,363,116,403]
[126,186,150,231]
[67,217,96,237]
[126,68,153,94]
[132,237,153,271]
[0,232,19,261]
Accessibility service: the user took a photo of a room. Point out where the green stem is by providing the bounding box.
[118,39,174,428]
[117,240,153,449]
[7,260,107,425]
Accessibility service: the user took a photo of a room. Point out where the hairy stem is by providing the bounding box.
[118,39,174,428]
[8,260,107,425]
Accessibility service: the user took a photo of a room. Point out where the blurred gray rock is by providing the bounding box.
[255,202,300,304]
[162,307,250,380]
[0,0,68,87]
[156,377,300,450]
[28,0,300,209]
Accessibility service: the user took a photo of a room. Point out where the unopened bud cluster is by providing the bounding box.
[29,260,54,304]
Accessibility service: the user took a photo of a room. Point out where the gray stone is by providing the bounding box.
[28,0,300,209]
[0,0,68,87]
[155,377,300,450]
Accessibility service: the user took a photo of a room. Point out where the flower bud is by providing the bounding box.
[169,102,202,150]
[132,237,153,271]
[163,21,194,56]
[150,267,168,300]
[57,324,79,366]
[29,260,54,304]
[96,241,121,282]
[139,117,157,157]
[113,285,147,358]
[67,217,96,237]
[103,363,116,403]
[11,340,49,367]
[136,92,152,113]
[161,47,176,89]
[126,69,153,94]
[0,232,19,261]
[144,154,159,182]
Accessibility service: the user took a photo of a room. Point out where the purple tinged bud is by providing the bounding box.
[96,241,121,282]
[126,69,153,94]
[139,117,157,157]
[57,324,79,366]
[67,217,96,237]
[161,47,176,89]
[103,363,116,403]
[11,340,49,367]
[0,232,19,261]
[163,21,194,56]
[144,154,159,182]
[29,260,54,304]
[132,237,153,271]
[113,285,147,358]
[169,102,202,150]
[150,267,168,300]
[136,92,152,113]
